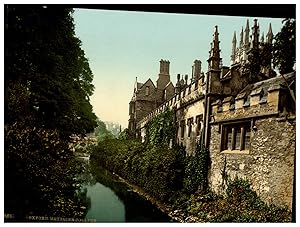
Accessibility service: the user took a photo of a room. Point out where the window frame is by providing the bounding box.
[195,114,203,136]
[187,117,194,138]
[145,86,150,96]
[221,121,251,154]
[180,120,185,138]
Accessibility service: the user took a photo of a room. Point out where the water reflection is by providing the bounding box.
[85,183,125,222]
[83,165,172,222]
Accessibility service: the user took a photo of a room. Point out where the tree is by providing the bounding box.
[94,119,114,141]
[5,6,96,220]
[273,18,295,74]
[243,42,275,82]
[5,6,97,136]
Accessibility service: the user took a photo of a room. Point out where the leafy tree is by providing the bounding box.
[5,6,96,221]
[5,6,97,136]
[273,18,296,74]
[243,43,275,82]
[94,118,114,141]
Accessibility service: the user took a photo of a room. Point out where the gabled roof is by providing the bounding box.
[164,81,174,89]
[139,78,156,90]
[137,82,143,89]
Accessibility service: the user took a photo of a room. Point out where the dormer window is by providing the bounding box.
[146,86,150,96]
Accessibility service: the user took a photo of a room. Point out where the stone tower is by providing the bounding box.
[244,19,250,48]
[250,19,260,49]
[192,60,202,82]
[266,23,273,44]
[230,31,237,65]
[156,59,170,90]
[207,26,222,72]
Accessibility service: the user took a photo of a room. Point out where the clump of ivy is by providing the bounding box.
[185,177,292,222]
[144,108,176,147]
[183,143,210,194]
[89,135,185,202]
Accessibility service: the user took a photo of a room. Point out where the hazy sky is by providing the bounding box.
[73,9,284,128]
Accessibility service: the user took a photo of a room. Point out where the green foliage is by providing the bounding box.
[273,18,296,74]
[145,109,176,147]
[244,43,274,82]
[94,118,114,141]
[185,177,291,222]
[183,144,209,194]
[5,122,90,219]
[118,128,130,140]
[5,6,97,220]
[89,108,291,223]
[90,109,187,202]
[5,6,97,136]
[90,137,185,202]
[105,121,122,137]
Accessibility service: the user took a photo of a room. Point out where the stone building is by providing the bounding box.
[128,19,295,209]
[128,59,175,137]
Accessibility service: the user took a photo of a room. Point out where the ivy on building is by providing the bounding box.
[89,108,291,222]
[144,108,176,147]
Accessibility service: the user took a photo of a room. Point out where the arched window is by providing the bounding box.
[146,86,150,96]
[164,89,167,100]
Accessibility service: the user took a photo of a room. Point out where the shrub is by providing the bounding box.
[183,144,209,194]
[185,177,292,222]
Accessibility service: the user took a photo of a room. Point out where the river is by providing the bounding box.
[82,166,173,222]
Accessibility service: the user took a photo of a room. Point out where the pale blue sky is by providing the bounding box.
[73,9,284,128]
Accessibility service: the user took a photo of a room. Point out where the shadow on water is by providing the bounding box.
[81,161,173,223]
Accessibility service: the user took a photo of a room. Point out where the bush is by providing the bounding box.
[183,144,209,194]
[185,177,292,222]
[90,137,185,202]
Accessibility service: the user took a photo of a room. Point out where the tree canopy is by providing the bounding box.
[5,6,97,136]
[5,6,97,220]
[273,18,296,74]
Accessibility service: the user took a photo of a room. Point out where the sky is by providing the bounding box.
[73,9,284,128]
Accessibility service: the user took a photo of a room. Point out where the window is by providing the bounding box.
[221,122,251,151]
[195,114,203,136]
[180,120,185,138]
[187,117,193,137]
[146,86,150,96]
[244,127,251,150]
[164,89,167,100]
[176,123,179,138]
[129,102,135,114]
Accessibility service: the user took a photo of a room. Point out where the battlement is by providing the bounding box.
[137,78,206,129]
[211,73,295,122]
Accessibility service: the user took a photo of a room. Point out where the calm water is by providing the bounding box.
[85,183,125,222]
[84,167,172,222]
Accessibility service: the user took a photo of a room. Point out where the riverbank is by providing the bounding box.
[111,171,201,223]
[85,165,173,222]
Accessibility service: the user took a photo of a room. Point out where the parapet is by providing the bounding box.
[211,72,295,122]
[137,78,206,129]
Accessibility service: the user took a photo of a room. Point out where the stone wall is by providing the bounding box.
[209,117,295,209]
[176,99,205,155]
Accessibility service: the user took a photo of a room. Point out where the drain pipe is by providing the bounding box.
[201,72,210,148]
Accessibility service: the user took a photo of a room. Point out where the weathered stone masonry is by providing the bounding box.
[209,73,295,208]
[128,19,295,209]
